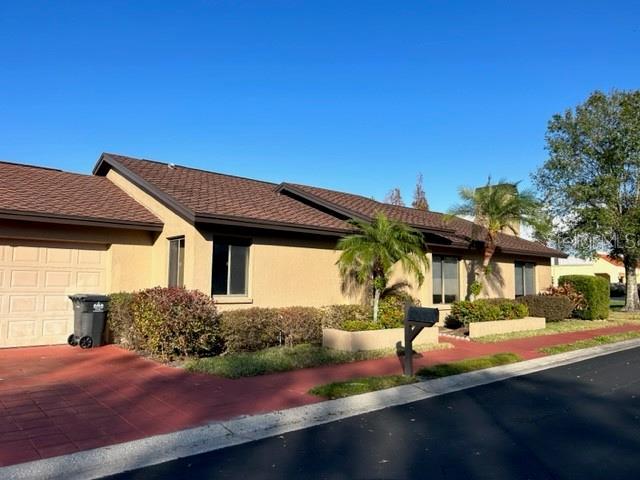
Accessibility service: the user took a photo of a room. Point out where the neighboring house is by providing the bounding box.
[551,254,637,286]
[0,153,565,348]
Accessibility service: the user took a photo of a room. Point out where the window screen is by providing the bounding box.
[168,237,185,287]
[212,241,250,295]
[432,255,459,304]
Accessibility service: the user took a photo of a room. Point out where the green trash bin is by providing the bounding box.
[68,294,110,349]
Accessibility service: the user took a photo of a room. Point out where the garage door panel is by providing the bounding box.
[0,242,107,348]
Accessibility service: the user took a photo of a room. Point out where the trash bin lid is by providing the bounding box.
[68,294,110,302]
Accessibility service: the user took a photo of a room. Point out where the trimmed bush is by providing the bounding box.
[377,292,420,329]
[321,304,372,329]
[220,306,325,353]
[559,275,609,320]
[220,308,282,353]
[106,292,136,347]
[131,287,222,358]
[446,299,528,327]
[516,295,574,322]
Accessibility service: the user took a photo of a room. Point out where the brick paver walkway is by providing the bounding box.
[1,323,639,466]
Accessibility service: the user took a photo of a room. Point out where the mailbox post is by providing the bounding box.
[403,306,439,376]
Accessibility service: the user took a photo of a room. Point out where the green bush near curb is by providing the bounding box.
[559,275,609,320]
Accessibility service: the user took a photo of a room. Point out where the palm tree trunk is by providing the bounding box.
[373,288,381,323]
[624,257,640,311]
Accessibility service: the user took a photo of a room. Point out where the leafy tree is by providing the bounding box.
[448,179,545,285]
[384,187,405,206]
[534,90,640,311]
[336,213,429,322]
[411,173,429,210]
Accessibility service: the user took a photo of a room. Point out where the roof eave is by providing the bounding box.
[194,213,352,237]
[0,210,163,232]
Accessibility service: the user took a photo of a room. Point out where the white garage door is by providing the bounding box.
[0,241,108,348]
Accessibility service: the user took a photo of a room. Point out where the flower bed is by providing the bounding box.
[322,326,438,352]
[468,316,546,339]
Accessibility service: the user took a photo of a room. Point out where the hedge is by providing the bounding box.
[106,287,222,358]
[516,295,574,322]
[108,290,418,356]
[446,299,528,327]
[558,275,609,320]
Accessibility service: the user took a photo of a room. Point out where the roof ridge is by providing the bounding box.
[0,160,63,173]
[102,152,278,186]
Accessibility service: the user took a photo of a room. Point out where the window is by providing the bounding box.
[432,255,459,304]
[212,241,250,295]
[515,261,535,296]
[168,237,185,287]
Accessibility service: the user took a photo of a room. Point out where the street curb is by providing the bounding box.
[4,338,640,480]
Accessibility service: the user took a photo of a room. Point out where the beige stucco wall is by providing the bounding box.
[551,257,634,286]
[106,169,212,293]
[0,220,155,293]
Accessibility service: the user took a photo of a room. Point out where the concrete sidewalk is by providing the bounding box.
[1,323,639,467]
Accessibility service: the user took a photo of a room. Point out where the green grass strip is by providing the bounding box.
[539,331,640,355]
[475,319,625,343]
[184,342,450,379]
[309,352,522,399]
[309,375,418,399]
[416,352,522,378]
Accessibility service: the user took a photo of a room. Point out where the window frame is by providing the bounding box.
[167,236,185,288]
[515,261,536,297]
[211,239,251,297]
[432,254,460,304]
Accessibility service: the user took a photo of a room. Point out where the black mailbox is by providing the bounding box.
[405,306,438,327]
[404,306,439,376]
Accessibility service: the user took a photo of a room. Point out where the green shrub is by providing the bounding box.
[131,287,222,358]
[446,299,528,327]
[377,292,420,328]
[558,275,609,320]
[220,306,325,353]
[278,307,324,347]
[220,308,282,353]
[106,292,136,347]
[340,319,380,331]
[321,304,372,329]
[516,295,574,322]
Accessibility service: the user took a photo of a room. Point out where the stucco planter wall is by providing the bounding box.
[322,326,439,352]
[468,316,546,339]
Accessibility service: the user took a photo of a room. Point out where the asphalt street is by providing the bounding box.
[106,347,640,480]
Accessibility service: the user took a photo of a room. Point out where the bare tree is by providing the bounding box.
[384,187,405,206]
[411,173,429,210]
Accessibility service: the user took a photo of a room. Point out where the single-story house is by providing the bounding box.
[552,254,637,286]
[0,153,565,348]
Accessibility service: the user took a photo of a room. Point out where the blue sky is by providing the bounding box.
[1,1,638,212]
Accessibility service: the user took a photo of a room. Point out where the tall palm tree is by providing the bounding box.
[336,213,430,322]
[448,179,546,284]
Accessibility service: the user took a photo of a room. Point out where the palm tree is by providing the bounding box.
[448,179,546,285]
[336,213,430,322]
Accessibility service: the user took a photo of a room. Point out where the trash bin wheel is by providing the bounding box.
[67,334,78,347]
[79,336,93,349]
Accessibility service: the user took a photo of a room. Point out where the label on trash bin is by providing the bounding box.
[93,302,105,312]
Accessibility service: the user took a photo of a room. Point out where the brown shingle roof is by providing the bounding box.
[0,161,162,230]
[95,153,564,258]
[279,183,565,258]
[98,153,351,234]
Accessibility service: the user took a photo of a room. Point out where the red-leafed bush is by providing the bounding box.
[129,287,222,358]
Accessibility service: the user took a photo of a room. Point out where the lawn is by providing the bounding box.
[309,352,521,399]
[474,319,626,343]
[185,342,451,378]
[309,375,418,399]
[416,352,521,378]
[539,331,640,354]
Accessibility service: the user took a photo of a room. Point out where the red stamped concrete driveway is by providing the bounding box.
[1,323,639,467]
